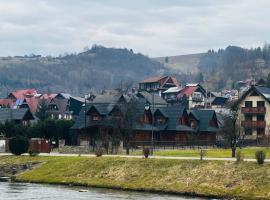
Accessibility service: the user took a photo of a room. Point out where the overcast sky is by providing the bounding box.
[0,0,269,57]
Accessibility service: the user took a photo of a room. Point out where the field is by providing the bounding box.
[130,147,270,158]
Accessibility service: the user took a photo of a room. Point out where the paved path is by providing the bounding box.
[1,152,269,162]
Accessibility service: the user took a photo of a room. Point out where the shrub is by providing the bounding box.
[95,146,103,157]
[28,150,40,157]
[255,150,266,165]
[9,136,29,155]
[143,147,150,158]
[199,149,206,161]
[236,150,244,163]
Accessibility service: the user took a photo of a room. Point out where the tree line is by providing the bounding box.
[0,119,74,146]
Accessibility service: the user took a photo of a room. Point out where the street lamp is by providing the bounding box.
[145,93,155,155]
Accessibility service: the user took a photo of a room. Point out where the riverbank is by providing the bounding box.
[0,156,270,200]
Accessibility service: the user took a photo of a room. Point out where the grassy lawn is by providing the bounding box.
[0,155,270,199]
[130,147,270,158]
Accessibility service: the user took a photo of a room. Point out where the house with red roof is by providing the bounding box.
[4,89,39,114]
[177,83,207,109]
[139,76,179,96]
[7,89,37,100]
[0,99,14,108]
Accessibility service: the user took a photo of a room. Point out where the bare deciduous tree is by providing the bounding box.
[220,100,243,157]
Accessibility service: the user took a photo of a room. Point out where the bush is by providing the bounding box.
[95,146,103,157]
[9,136,29,155]
[28,150,40,157]
[199,149,206,161]
[255,150,266,165]
[236,150,244,163]
[143,147,150,158]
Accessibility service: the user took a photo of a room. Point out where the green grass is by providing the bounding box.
[0,155,270,199]
[130,147,270,158]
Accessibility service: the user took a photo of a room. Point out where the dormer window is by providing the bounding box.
[156,117,165,124]
[179,117,188,125]
[92,114,100,121]
[190,120,197,129]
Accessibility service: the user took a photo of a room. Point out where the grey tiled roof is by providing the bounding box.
[92,94,123,104]
[71,102,219,134]
[137,91,167,105]
[88,103,115,116]
[71,103,115,129]
[254,86,270,99]
[211,96,228,106]
[190,109,217,132]
[0,108,34,123]
[154,106,186,131]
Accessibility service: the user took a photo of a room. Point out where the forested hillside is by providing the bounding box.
[156,45,270,90]
[0,45,164,97]
[1,44,270,97]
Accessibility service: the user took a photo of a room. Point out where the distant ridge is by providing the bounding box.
[153,53,206,74]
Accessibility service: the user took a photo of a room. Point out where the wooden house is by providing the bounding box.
[139,76,179,96]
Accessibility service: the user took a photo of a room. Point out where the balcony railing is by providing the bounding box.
[241,107,266,114]
[241,120,266,128]
[192,97,203,102]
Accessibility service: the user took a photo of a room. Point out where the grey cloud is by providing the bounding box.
[0,0,269,56]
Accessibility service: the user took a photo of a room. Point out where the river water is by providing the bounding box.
[0,182,214,200]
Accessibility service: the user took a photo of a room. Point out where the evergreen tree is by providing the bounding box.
[36,100,49,121]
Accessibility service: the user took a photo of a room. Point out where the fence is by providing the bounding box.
[130,140,216,151]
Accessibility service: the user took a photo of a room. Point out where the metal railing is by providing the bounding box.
[130,140,216,150]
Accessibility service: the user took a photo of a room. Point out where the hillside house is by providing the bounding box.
[46,93,73,120]
[177,84,207,109]
[139,76,179,96]
[162,86,182,103]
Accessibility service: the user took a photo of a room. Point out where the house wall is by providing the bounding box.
[198,132,216,145]
[238,93,270,138]
[175,132,187,142]
[188,92,205,109]
[160,132,175,141]
[132,131,151,142]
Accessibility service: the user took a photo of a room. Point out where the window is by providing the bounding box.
[245,128,252,135]
[143,111,151,124]
[92,115,100,121]
[245,101,252,107]
[180,117,188,125]
[190,120,197,129]
[257,101,265,107]
[257,128,265,135]
[257,115,265,121]
[156,117,165,124]
[245,114,252,121]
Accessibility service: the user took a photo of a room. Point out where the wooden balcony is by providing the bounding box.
[241,107,266,114]
[192,97,203,102]
[241,120,266,128]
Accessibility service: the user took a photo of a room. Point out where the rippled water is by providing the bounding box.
[0,182,214,200]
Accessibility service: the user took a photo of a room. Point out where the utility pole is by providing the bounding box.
[84,95,87,132]
[151,93,155,155]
